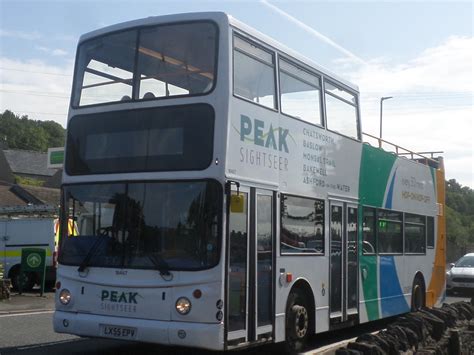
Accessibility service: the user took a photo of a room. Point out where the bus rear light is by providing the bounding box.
[286,273,293,283]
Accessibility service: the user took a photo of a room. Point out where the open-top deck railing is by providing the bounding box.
[363,132,443,168]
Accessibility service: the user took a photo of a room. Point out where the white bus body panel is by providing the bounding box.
[54,264,225,349]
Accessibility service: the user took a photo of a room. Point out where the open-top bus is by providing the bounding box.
[54,12,446,351]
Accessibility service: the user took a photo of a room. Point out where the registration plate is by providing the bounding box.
[100,324,137,339]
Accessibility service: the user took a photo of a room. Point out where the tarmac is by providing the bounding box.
[0,290,55,314]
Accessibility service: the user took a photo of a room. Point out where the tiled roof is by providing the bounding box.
[0,182,60,208]
[3,149,58,177]
[0,150,14,184]
[0,184,25,207]
[43,169,62,189]
[20,185,60,206]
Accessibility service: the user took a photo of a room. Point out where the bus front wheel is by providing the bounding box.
[285,289,310,353]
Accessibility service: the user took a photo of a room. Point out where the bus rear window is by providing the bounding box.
[65,104,214,175]
[72,21,217,107]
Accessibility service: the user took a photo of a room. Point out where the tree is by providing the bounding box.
[445,179,474,251]
[0,110,65,151]
[446,205,468,247]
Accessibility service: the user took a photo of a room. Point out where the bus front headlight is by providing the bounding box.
[59,289,72,305]
[175,297,191,315]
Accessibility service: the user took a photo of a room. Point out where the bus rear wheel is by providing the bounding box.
[411,277,425,311]
[285,289,310,353]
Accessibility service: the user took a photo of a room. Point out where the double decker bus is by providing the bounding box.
[54,12,446,351]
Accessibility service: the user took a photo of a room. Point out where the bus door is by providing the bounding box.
[329,201,359,325]
[226,186,274,345]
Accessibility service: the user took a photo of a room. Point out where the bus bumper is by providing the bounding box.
[53,311,224,350]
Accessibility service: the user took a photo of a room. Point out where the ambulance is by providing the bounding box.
[0,205,74,291]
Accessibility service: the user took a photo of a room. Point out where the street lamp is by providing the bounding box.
[379,96,393,147]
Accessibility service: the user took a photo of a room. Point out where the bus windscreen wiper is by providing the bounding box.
[77,227,113,272]
[147,252,172,278]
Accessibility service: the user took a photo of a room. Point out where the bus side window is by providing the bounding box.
[280,194,324,255]
[426,216,435,248]
[404,213,426,254]
[279,58,323,126]
[233,35,276,109]
[324,81,359,140]
[378,210,403,254]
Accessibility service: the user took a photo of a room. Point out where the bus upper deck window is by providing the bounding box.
[324,82,359,140]
[233,35,276,110]
[279,58,322,126]
[73,30,138,107]
[72,21,217,107]
[137,22,217,99]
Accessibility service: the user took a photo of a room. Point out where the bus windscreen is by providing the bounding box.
[59,180,221,271]
[72,21,217,107]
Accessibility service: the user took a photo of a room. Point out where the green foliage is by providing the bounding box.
[0,110,65,152]
[14,174,44,187]
[446,179,474,247]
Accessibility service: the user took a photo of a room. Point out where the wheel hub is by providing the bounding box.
[293,305,308,338]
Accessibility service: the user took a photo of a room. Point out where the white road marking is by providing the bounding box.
[0,310,54,318]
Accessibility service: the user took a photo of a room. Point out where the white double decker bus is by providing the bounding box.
[54,12,446,351]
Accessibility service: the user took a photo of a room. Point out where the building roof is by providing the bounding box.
[0,182,25,207]
[0,181,60,214]
[43,169,63,189]
[0,149,14,184]
[20,185,60,206]
[3,149,58,177]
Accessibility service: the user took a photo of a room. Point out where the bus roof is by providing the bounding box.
[78,11,229,43]
[78,11,359,93]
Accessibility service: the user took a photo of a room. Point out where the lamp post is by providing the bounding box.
[379,96,393,147]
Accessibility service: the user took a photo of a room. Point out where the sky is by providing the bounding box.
[0,0,473,188]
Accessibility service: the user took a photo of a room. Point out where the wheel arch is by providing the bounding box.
[286,278,316,334]
[411,271,426,310]
[413,271,426,293]
[7,263,21,278]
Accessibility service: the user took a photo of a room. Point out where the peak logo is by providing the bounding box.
[236,115,292,153]
[101,290,139,304]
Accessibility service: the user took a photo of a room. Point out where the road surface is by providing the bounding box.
[0,295,471,354]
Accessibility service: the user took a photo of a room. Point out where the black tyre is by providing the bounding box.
[45,280,56,291]
[411,277,425,311]
[10,267,35,292]
[285,289,310,353]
